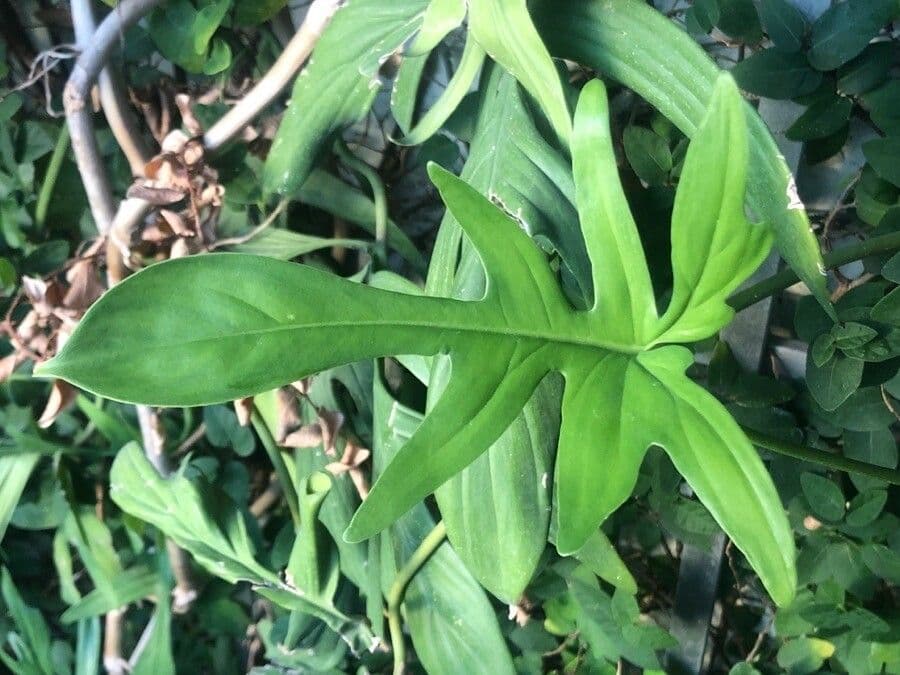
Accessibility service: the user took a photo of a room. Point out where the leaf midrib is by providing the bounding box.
[144,316,644,356]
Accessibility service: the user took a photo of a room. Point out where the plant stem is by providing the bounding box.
[729,231,900,311]
[251,408,301,529]
[334,140,388,265]
[202,0,343,152]
[387,520,447,675]
[35,124,69,229]
[745,429,900,484]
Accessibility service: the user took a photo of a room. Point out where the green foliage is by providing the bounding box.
[2,0,899,672]
[44,74,797,607]
[148,0,233,75]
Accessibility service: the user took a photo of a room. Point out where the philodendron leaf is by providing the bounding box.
[532,0,833,317]
[374,375,516,675]
[467,0,572,145]
[42,75,796,606]
[426,65,571,604]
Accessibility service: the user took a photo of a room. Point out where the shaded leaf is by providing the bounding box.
[107,443,375,653]
[759,0,808,52]
[800,472,845,522]
[373,376,515,675]
[806,353,863,411]
[786,96,853,141]
[864,137,900,188]
[807,0,896,71]
[732,50,822,100]
[264,0,430,194]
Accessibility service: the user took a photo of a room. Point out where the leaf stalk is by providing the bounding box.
[251,409,302,529]
[745,429,900,484]
[387,520,447,675]
[729,231,900,311]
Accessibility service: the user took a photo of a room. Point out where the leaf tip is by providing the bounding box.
[32,358,59,379]
[343,507,376,544]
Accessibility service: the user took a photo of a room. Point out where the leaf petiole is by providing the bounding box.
[745,428,900,484]
[387,520,448,675]
[729,231,900,311]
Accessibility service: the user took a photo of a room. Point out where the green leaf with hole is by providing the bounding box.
[42,75,795,606]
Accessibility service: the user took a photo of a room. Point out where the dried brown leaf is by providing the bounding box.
[38,379,77,428]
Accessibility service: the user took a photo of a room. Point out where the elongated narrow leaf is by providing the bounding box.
[130,593,175,675]
[531,0,833,316]
[0,568,54,675]
[227,228,368,260]
[44,78,796,606]
[60,566,157,623]
[407,0,466,55]
[395,34,485,146]
[297,169,426,271]
[468,0,571,145]
[656,75,771,343]
[0,454,39,542]
[555,353,652,555]
[636,347,797,605]
[572,80,656,343]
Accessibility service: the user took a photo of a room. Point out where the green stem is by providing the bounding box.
[251,409,301,529]
[35,124,70,229]
[745,429,900,484]
[729,231,900,311]
[387,520,447,675]
[334,140,388,265]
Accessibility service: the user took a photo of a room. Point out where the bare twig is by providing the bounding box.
[208,199,289,249]
[174,422,207,456]
[98,66,153,174]
[103,608,127,675]
[821,173,861,241]
[881,386,900,422]
[71,0,152,174]
[249,476,283,520]
[4,44,78,117]
[202,0,344,152]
